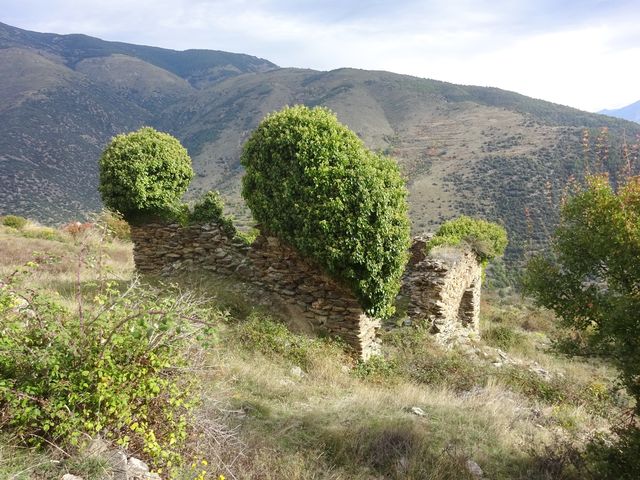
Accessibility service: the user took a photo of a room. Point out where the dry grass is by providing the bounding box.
[0,224,621,479]
[0,223,133,305]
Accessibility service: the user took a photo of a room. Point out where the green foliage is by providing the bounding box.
[235,227,259,246]
[524,174,640,409]
[1,214,28,230]
[189,190,236,237]
[98,209,131,241]
[427,215,508,265]
[241,105,411,317]
[20,226,66,242]
[0,255,217,472]
[524,174,640,473]
[352,355,400,384]
[98,127,194,222]
[588,424,640,480]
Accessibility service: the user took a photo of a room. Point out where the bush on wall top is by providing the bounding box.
[427,215,508,265]
[98,127,194,222]
[241,105,411,318]
[189,190,236,237]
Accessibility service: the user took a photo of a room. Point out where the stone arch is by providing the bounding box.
[402,239,483,338]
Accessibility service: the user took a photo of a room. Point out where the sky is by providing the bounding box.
[3,0,639,112]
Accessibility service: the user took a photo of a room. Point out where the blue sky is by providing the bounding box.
[3,0,639,111]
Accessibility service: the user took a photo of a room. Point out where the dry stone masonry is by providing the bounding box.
[131,223,483,358]
[131,222,380,359]
[402,236,482,341]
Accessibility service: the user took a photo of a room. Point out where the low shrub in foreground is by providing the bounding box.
[0,255,218,473]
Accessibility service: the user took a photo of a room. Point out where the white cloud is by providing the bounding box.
[3,0,639,111]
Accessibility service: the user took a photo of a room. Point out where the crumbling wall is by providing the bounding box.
[130,224,483,357]
[402,238,482,340]
[130,222,380,359]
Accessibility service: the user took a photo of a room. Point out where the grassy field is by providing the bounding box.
[0,221,630,479]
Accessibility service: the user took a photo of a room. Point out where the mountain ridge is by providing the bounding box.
[1,21,639,265]
[599,99,640,123]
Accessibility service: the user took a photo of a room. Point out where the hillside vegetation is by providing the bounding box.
[2,22,640,265]
[0,218,633,479]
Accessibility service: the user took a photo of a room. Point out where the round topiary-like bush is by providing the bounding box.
[241,105,411,318]
[98,127,193,222]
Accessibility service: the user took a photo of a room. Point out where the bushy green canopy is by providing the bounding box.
[241,105,411,317]
[99,127,193,220]
[524,174,640,475]
[427,215,508,264]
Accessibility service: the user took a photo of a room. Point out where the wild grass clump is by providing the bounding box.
[234,313,343,370]
[483,324,527,351]
[427,215,508,265]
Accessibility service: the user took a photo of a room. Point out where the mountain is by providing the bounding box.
[599,100,640,123]
[1,22,639,265]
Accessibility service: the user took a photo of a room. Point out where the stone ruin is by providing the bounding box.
[401,236,482,341]
[130,222,483,359]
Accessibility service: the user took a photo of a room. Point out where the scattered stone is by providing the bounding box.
[81,436,109,457]
[109,450,128,480]
[62,475,83,480]
[409,406,427,417]
[465,459,484,479]
[290,366,304,378]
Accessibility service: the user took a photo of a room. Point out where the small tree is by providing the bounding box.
[241,105,411,317]
[427,215,508,265]
[524,174,640,477]
[99,127,193,222]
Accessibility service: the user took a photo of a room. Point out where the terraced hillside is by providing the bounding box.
[1,21,639,264]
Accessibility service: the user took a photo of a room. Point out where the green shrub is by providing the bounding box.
[98,127,194,223]
[428,216,508,265]
[0,256,217,472]
[189,190,236,237]
[235,227,259,246]
[98,209,131,241]
[2,214,28,230]
[241,105,411,317]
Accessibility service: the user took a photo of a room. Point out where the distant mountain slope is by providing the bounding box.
[599,100,640,123]
[0,21,277,87]
[1,22,639,265]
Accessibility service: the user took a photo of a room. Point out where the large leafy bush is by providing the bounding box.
[241,105,410,317]
[99,127,193,222]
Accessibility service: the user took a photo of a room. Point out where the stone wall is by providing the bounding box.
[130,224,483,358]
[130,222,380,359]
[401,237,482,341]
